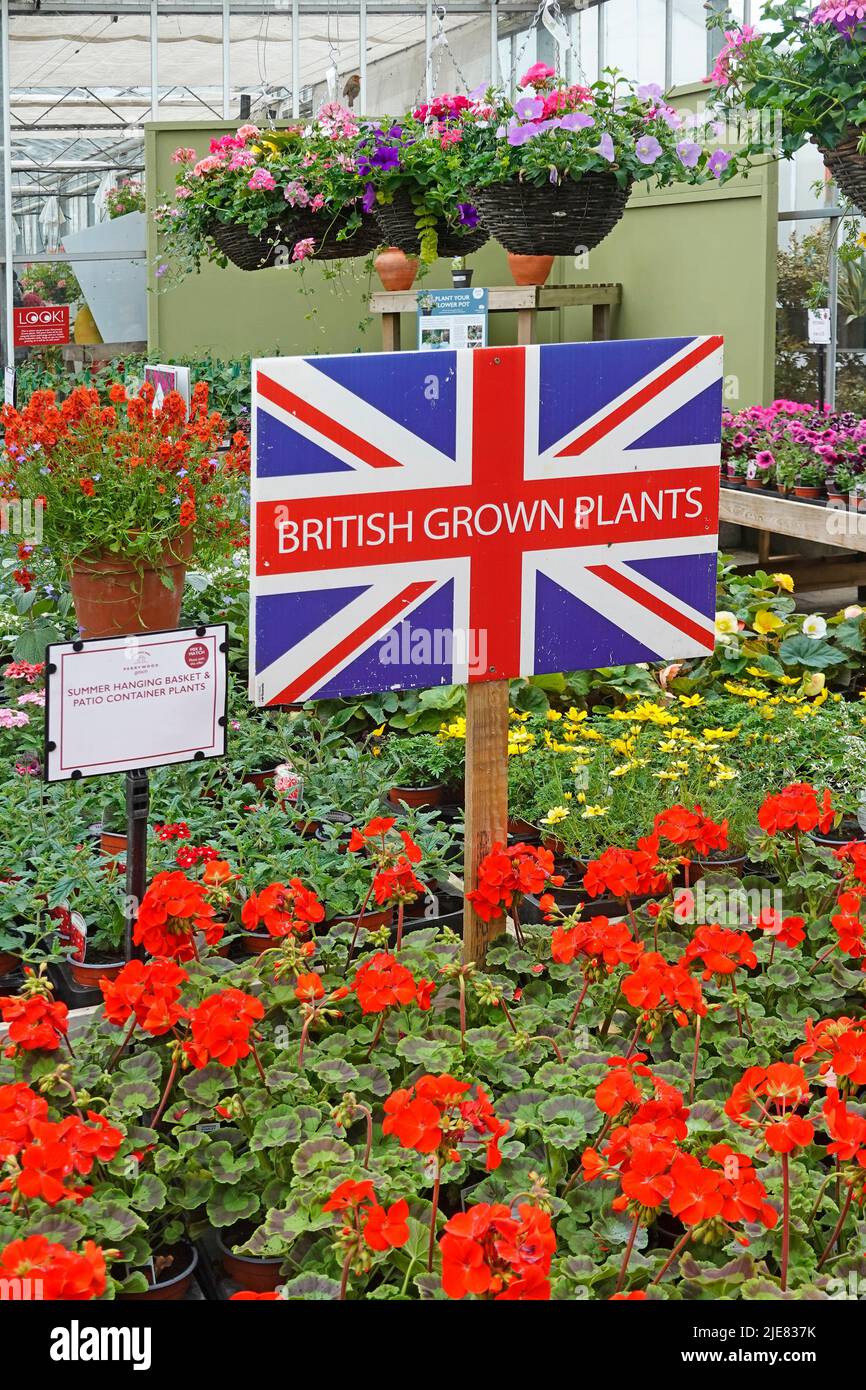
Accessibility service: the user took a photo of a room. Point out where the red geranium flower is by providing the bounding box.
[183,988,264,1069]
[351,951,433,1014]
[134,870,220,959]
[0,990,68,1057]
[757,782,834,837]
[754,908,806,950]
[0,1235,107,1300]
[467,842,563,923]
[439,1201,555,1301]
[240,878,325,938]
[100,957,188,1037]
[654,804,729,858]
[682,924,757,979]
[383,1073,508,1171]
[725,1063,813,1152]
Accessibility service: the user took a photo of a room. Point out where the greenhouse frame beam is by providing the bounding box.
[9,0,544,11]
[1,0,13,368]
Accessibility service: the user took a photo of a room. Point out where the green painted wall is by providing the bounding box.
[146,91,777,407]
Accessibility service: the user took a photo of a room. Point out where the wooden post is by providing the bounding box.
[462,679,510,965]
[757,528,771,567]
[516,306,534,347]
[381,310,401,352]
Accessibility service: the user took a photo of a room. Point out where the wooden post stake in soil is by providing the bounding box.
[462,679,510,965]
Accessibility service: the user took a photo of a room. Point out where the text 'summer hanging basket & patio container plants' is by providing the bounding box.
[707,1,866,222]
[449,64,739,257]
[0,381,250,638]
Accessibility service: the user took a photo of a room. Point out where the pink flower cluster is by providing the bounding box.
[810,2,866,35]
[705,24,760,87]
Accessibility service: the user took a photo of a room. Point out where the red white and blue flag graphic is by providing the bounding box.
[250,338,723,706]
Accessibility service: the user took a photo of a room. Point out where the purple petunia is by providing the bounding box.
[559,111,596,131]
[708,148,732,178]
[362,182,377,214]
[594,133,615,163]
[635,135,662,165]
[507,122,537,146]
[515,96,544,121]
[457,203,479,229]
[676,139,702,169]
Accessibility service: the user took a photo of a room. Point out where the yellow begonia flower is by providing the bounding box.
[541,806,570,825]
[753,609,784,635]
[581,805,609,818]
[714,611,739,636]
[564,707,587,724]
[702,727,740,740]
[546,709,563,721]
[677,693,703,707]
[772,573,794,592]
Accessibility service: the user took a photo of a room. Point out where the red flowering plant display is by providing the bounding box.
[5,783,866,1302]
[0,381,249,586]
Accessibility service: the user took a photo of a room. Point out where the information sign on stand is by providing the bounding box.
[44,624,228,961]
[417,288,488,350]
[44,623,228,782]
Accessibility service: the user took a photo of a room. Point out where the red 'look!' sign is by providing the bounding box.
[13,305,70,347]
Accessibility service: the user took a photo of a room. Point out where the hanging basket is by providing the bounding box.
[816,125,866,216]
[372,187,489,259]
[472,171,633,256]
[208,207,381,270]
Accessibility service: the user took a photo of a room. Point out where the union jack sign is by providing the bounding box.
[250,338,723,706]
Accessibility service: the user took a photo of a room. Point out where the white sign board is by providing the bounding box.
[4,367,15,406]
[808,309,831,345]
[45,624,228,781]
[144,363,192,411]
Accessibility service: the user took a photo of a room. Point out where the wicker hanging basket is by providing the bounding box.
[208,207,381,270]
[816,125,866,216]
[372,187,489,259]
[472,171,633,256]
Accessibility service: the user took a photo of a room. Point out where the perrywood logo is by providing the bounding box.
[49,1321,152,1371]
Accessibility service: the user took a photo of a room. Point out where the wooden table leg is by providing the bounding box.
[381,311,401,352]
[592,302,611,341]
[462,679,510,966]
[517,308,534,346]
[757,529,771,568]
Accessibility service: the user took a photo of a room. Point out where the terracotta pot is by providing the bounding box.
[328,906,393,933]
[388,783,446,809]
[69,532,194,639]
[540,831,567,857]
[244,767,279,793]
[793,485,822,499]
[507,253,554,287]
[745,477,765,490]
[218,1232,284,1292]
[683,853,748,884]
[242,929,277,956]
[0,951,19,976]
[120,1243,198,1302]
[100,829,127,858]
[65,956,125,988]
[508,815,537,838]
[374,247,419,291]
